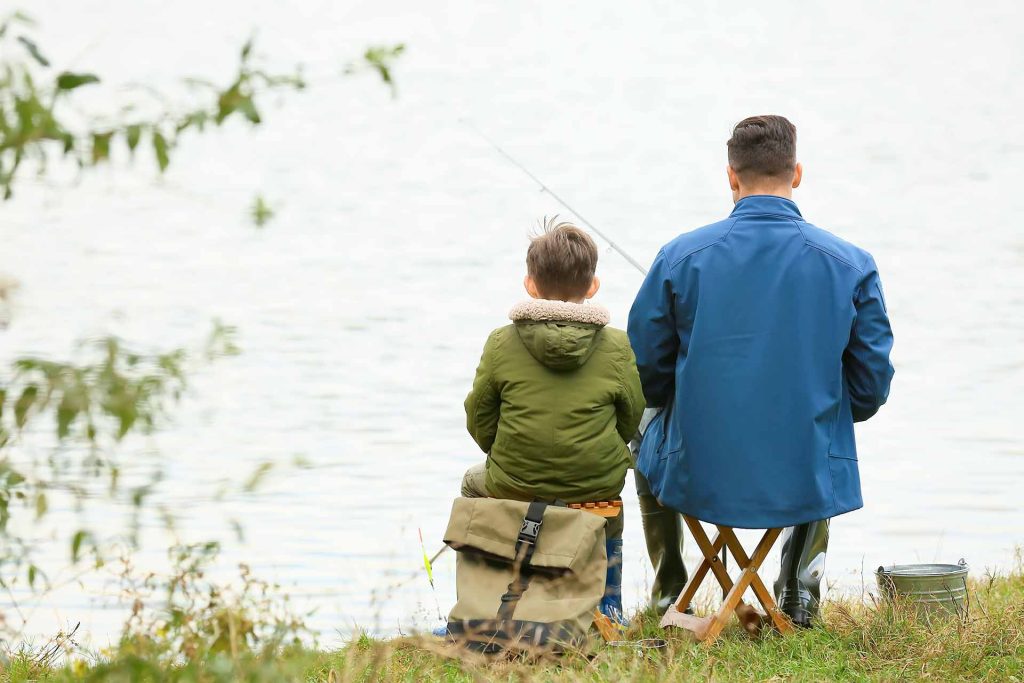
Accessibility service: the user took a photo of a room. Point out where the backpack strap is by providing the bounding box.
[496,500,548,620]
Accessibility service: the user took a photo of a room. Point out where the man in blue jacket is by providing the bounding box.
[627,115,894,626]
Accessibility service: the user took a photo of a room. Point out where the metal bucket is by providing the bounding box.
[875,559,969,619]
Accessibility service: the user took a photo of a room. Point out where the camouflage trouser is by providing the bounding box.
[460,463,623,541]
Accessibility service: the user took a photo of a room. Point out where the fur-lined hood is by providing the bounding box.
[508,299,610,371]
[508,299,610,326]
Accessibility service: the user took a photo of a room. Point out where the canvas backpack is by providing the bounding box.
[442,496,608,654]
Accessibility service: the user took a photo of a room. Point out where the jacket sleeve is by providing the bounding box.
[615,343,647,443]
[464,330,502,452]
[844,256,895,422]
[627,250,678,408]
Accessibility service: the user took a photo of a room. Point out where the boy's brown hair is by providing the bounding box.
[527,217,598,300]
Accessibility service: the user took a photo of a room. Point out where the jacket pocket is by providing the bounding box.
[827,453,863,513]
[828,385,857,460]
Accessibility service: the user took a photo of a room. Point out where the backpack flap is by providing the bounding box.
[444,496,606,573]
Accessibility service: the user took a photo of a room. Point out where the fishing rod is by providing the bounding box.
[465,121,731,598]
[460,119,649,276]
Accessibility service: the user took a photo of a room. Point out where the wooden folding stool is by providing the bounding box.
[660,516,795,643]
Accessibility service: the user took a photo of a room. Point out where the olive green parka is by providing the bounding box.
[465,299,645,503]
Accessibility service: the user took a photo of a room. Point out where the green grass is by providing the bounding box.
[4,571,1024,682]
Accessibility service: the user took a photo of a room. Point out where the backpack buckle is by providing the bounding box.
[519,519,542,543]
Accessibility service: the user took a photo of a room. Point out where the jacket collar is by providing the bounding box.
[509,299,610,326]
[729,194,803,219]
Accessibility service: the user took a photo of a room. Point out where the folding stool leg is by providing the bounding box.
[700,527,784,642]
[686,519,777,634]
[662,518,727,616]
[718,526,795,634]
[660,517,728,631]
[677,516,732,606]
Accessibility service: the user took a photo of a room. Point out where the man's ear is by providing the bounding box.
[524,275,541,298]
[727,165,741,193]
[792,162,803,189]
[586,276,601,299]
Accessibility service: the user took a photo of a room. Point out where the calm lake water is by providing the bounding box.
[2,0,1022,647]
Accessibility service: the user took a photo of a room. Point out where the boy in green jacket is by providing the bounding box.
[462,218,646,623]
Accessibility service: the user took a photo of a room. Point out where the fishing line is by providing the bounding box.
[460,119,649,276]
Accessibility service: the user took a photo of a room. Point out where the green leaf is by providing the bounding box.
[10,11,36,26]
[238,96,261,124]
[216,84,243,123]
[176,111,208,134]
[116,406,137,439]
[56,399,76,439]
[131,485,150,507]
[152,131,169,172]
[71,529,91,562]
[4,466,25,487]
[250,194,274,227]
[344,44,404,96]
[28,564,39,588]
[56,72,100,91]
[91,131,113,164]
[16,36,49,66]
[241,38,254,61]
[243,461,273,491]
[14,384,38,428]
[125,124,141,153]
[35,491,47,518]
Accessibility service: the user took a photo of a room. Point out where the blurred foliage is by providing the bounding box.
[0,322,240,601]
[249,194,274,228]
[4,543,309,680]
[0,11,303,198]
[345,44,405,96]
[0,11,404,199]
[116,543,308,664]
[0,6,402,650]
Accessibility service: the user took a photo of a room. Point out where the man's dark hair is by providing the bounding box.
[727,115,797,180]
[527,217,598,300]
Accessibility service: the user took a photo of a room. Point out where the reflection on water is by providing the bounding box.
[2,0,1022,645]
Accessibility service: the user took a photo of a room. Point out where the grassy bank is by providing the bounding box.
[3,570,1023,682]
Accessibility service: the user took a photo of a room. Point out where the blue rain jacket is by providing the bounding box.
[628,195,894,529]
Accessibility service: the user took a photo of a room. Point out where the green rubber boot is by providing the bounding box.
[634,469,689,614]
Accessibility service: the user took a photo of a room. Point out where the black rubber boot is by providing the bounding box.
[635,469,689,614]
[773,519,830,628]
